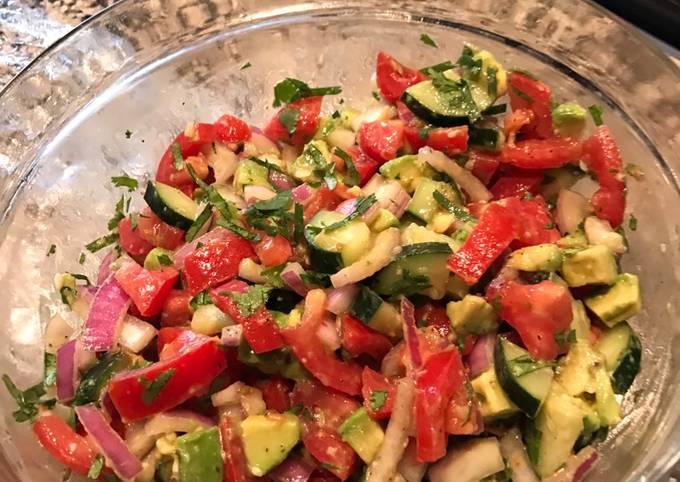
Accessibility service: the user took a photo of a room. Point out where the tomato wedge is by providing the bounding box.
[340,314,393,360]
[303,426,358,481]
[467,150,501,186]
[503,196,560,248]
[136,207,186,250]
[118,216,153,263]
[490,171,543,200]
[358,120,405,163]
[376,52,427,103]
[263,97,323,147]
[115,262,179,317]
[219,415,262,482]
[291,379,360,431]
[343,146,380,186]
[361,367,397,420]
[258,376,292,412]
[254,234,292,268]
[160,289,193,327]
[156,128,216,187]
[33,414,99,476]
[501,137,583,169]
[507,71,553,139]
[214,114,252,144]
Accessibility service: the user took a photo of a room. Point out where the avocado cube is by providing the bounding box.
[379,155,435,193]
[557,229,588,249]
[552,102,587,138]
[585,273,641,327]
[560,245,618,287]
[289,140,333,183]
[143,247,174,270]
[447,295,499,337]
[176,427,223,482]
[471,368,518,420]
[407,178,461,223]
[234,158,271,192]
[369,208,400,233]
[507,243,563,272]
[339,407,385,463]
[241,413,301,476]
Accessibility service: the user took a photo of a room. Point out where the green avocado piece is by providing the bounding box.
[552,102,587,138]
[234,158,271,192]
[447,295,499,337]
[407,178,461,223]
[560,245,618,287]
[143,247,174,270]
[379,155,436,193]
[289,139,333,183]
[585,273,641,327]
[176,427,224,482]
[369,208,400,233]
[339,407,385,463]
[507,244,563,272]
[557,229,588,249]
[241,413,301,476]
[471,367,518,420]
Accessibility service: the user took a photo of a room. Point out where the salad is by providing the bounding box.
[5,41,642,482]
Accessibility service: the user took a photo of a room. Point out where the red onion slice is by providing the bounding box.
[80,276,131,352]
[222,325,243,347]
[499,428,539,482]
[268,170,297,191]
[281,263,310,296]
[292,183,314,204]
[75,405,142,480]
[465,334,496,379]
[97,250,116,286]
[400,297,422,370]
[56,340,77,402]
[326,284,359,315]
[144,409,215,436]
[269,455,315,482]
[118,316,157,354]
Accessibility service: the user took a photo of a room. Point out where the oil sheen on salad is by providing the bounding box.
[6,40,642,482]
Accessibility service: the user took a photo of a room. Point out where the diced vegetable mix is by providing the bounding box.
[7,42,643,482]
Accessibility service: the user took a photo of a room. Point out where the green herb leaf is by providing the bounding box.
[2,375,54,423]
[521,191,534,201]
[190,290,213,311]
[186,164,236,222]
[171,143,184,170]
[372,91,381,101]
[78,252,86,265]
[241,62,252,70]
[419,60,455,75]
[107,195,127,231]
[230,285,271,317]
[88,455,105,479]
[430,73,480,122]
[512,86,533,104]
[457,45,482,79]
[369,390,388,411]
[124,129,133,139]
[419,126,431,140]
[624,163,644,181]
[86,232,119,253]
[311,195,377,232]
[482,103,507,115]
[43,353,57,387]
[628,214,637,231]
[433,190,476,223]
[261,264,286,288]
[216,218,261,242]
[486,66,498,97]
[60,286,77,306]
[185,205,213,242]
[420,33,438,48]
[139,368,176,405]
[334,148,359,187]
[279,108,300,135]
[111,174,138,192]
[507,355,555,378]
[250,190,293,213]
[588,105,604,126]
[300,270,330,288]
[273,78,342,107]
[157,254,173,266]
[544,222,556,229]
[46,244,56,257]
[287,403,304,415]
[567,329,577,344]
[293,202,304,244]
[384,270,431,297]
[70,273,92,285]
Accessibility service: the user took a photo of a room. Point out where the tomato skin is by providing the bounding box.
[415,348,465,463]
[118,216,154,263]
[503,107,534,141]
[183,234,255,295]
[263,97,323,147]
[157,326,188,355]
[376,52,427,103]
[254,234,292,267]
[501,137,583,169]
[303,186,343,222]
[447,202,516,285]
[414,304,451,338]
[156,131,213,187]
[445,381,482,435]
[114,263,179,317]
[303,427,357,481]
[136,207,186,250]
[397,100,427,152]
[361,367,396,420]
[259,376,292,412]
[219,415,262,482]
[291,379,360,432]
[467,150,501,185]
[343,146,380,187]
[504,196,560,248]
[423,126,469,156]
[490,172,543,200]
[358,120,405,163]
[281,290,363,396]
[591,188,625,228]
[33,414,98,476]
[214,114,252,144]
[340,314,393,360]
[108,335,227,421]
[508,72,553,139]
[499,280,573,360]
[160,290,193,327]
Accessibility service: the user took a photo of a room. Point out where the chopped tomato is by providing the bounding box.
[118,216,153,263]
[114,263,179,317]
[343,146,380,186]
[467,150,501,185]
[583,126,626,227]
[183,233,255,294]
[108,334,227,421]
[214,114,252,144]
[501,137,583,169]
[503,107,534,143]
[507,72,553,139]
[258,376,292,412]
[211,285,284,354]
[156,131,214,187]
[499,280,573,360]
[136,207,186,250]
[219,415,262,482]
[397,100,427,152]
[157,327,189,355]
[415,348,465,463]
[291,379,360,431]
[263,96,323,147]
[254,234,292,267]
[33,414,98,476]
[158,329,202,361]
[422,126,469,156]
[414,304,451,338]
[160,289,193,327]
[445,382,482,435]
[490,171,543,200]
[281,290,363,396]
[361,367,396,420]
[447,202,516,285]
[303,427,357,481]
[358,120,405,163]
[303,186,343,222]
[340,314,393,360]
[376,52,427,103]
[504,196,560,248]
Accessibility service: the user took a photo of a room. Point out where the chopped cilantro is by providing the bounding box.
[130,213,139,231]
[287,403,304,415]
[419,60,455,75]
[279,108,300,135]
[272,78,341,107]
[507,355,555,377]
[369,390,388,411]
[215,218,261,242]
[544,222,556,229]
[157,254,173,266]
[185,205,213,242]
[372,90,381,101]
[588,104,604,126]
[124,129,132,139]
[300,270,330,288]
[522,191,535,201]
[187,164,237,222]
[86,232,119,253]
[60,286,77,306]
[567,329,577,343]
[171,143,184,170]
[139,369,176,405]
[261,264,286,288]
[384,270,430,297]
[190,291,213,311]
[2,374,55,423]
[486,66,498,97]
[433,190,476,223]
[419,126,431,140]
[110,174,138,192]
[512,86,533,103]
[625,163,644,181]
[241,62,252,70]
[309,195,377,233]
[107,195,127,231]
[46,244,56,257]
[230,285,271,317]
[482,103,507,115]
[334,148,359,187]
[457,45,482,79]
[628,214,637,231]
[420,33,438,48]
[70,273,92,285]
[293,202,304,243]
[87,455,105,479]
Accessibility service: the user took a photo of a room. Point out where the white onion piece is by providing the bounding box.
[56,340,77,402]
[556,189,590,234]
[281,144,299,165]
[584,216,626,254]
[211,382,266,416]
[327,127,356,150]
[243,133,280,157]
[215,184,247,210]
[222,325,243,347]
[362,174,385,196]
[330,228,400,288]
[419,147,492,202]
[238,258,267,284]
[244,184,277,204]
[499,428,539,482]
[144,410,215,436]
[118,316,157,353]
[542,447,598,482]
[326,284,359,315]
[204,142,239,185]
[76,343,97,373]
[351,103,396,131]
[317,316,341,351]
[125,421,157,459]
[44,313,75,354]
[381,342,406,378]
[397,439,427,482]
[365,378,415,482]
[428,438,505,482]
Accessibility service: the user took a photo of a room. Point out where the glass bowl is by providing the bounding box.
[0,0,679,480]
